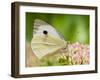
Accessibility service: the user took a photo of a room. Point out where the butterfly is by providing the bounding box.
[31,19,67,59]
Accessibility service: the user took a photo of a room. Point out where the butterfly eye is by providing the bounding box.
[43,30,48,35]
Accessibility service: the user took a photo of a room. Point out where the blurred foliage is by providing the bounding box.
[26,12,89,44]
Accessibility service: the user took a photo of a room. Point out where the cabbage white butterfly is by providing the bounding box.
[31,19,67,59]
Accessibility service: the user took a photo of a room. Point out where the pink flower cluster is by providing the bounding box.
[67,42,90,65]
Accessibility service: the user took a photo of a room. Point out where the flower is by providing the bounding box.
[57,42,90,65]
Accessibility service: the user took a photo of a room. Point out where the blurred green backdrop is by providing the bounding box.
[26,12,89,44]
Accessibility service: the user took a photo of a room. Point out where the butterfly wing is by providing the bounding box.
[31,19,66,59]
[33,19,64,40]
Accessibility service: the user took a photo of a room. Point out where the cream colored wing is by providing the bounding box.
[31,19,66,59]
[31,34,66,59]
[33,19,64,40]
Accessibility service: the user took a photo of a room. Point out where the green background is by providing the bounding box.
[26,12,89,44]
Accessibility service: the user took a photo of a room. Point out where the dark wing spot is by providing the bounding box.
[43,30,48,35]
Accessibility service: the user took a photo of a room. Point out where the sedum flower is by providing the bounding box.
[57,42,90,65]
